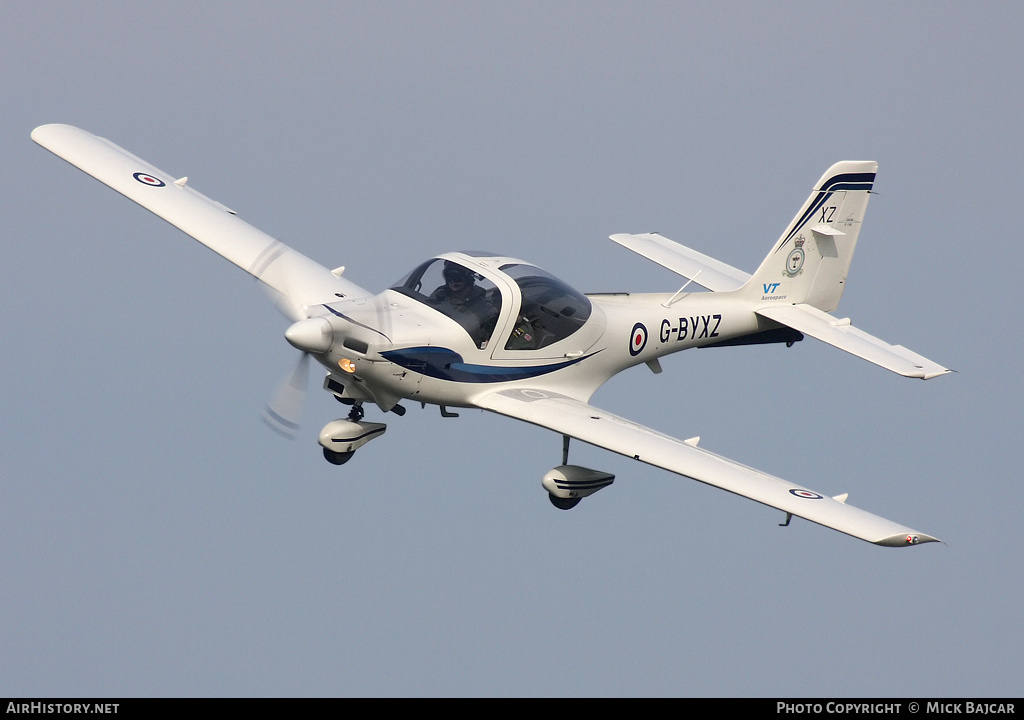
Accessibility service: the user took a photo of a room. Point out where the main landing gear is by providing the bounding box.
[542,435,615,509]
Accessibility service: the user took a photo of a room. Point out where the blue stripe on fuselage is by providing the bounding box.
[381,346,593,383]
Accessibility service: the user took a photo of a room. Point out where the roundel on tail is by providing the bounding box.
[629,322,648,356]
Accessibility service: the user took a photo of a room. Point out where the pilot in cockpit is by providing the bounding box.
[429,261,499,347]
[430,261,487,309]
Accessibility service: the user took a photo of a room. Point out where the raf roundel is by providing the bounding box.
[133,172,165,187]
[629,322,648,356]
[789,489,823,500]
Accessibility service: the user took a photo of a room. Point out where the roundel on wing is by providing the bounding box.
[789,489,823,500]
[133,172,165,187]
[629,322,648,356]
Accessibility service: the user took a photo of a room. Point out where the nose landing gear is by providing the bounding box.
[318,402,387,465]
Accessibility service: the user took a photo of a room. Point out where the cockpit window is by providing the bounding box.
[391,259,503,349]
[499,264,592,350]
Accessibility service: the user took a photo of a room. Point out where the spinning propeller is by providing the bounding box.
[261,297,388,438]
[262,350,311,438]
[259,283,334,439]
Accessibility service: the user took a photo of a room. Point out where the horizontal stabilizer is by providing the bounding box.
[756,303,950,379]
[610,233,750,292]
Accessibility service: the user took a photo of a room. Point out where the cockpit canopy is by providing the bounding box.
[390,255,594,353]
[391,258,503,348]
[497,262,591,350]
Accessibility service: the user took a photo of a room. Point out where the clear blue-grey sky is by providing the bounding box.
[2,1,1019,697]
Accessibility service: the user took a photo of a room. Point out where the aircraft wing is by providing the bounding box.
[477,388,940,547]
[32,124,371,319]
[755,303,950,380]
[609,232,751,291]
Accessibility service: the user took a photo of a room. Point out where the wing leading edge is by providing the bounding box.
[32,124,371,318]
[477,388,940,547]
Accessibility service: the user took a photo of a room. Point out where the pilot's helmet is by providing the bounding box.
[443,262,474,285]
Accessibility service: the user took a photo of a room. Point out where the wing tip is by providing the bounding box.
[31,122,73,142]
[31,123,56,145]
[873,532,943,547]
[32,124,98,155]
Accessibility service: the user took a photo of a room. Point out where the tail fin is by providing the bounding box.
[744,161,876,312]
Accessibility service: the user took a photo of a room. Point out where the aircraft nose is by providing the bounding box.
[285,317,334,354]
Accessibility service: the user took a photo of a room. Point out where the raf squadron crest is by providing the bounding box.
[784,236,806,277]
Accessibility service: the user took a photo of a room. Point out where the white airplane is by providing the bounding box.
[33,124,951,547]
